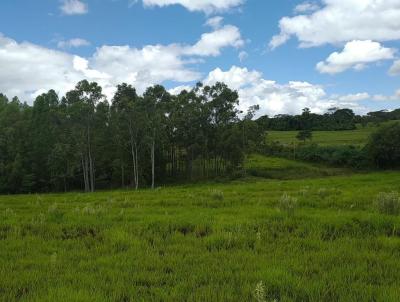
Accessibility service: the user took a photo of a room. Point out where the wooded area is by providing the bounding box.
[0,81,264,194]
[1,80,399,194]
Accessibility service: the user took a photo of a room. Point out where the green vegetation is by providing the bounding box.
[267,121,399,147]
[267,127,375,146]
[1,171,400,301]
[244,154,347,179]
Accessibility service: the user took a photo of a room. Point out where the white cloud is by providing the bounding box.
[203,66,366,116]
[316,40,395,74]
[294,1,319,13]
[184,25,243,56]
[60,0,88,15]
[205,16,224,29]
[140,0,244,13]
[373,90,400,101]
[337,93,370,102]
[270,0,400,48]
[57,38,90,49]
[238,51,248,62]
[389,60,400,76]
[0,24,243,102]
[168,85,192,95]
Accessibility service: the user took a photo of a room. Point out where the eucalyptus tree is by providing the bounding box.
[64,80,103,192]
[30,90,60,191]
[202,82,240,174]
[111,83,144,189]
[143,85,170,189]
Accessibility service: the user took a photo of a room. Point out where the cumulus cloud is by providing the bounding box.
[140,0,244,13]
[184,25,244,56]
[270,0,400,48]
[0,24,243,102]
[316,40,395,74]
[60,0,88,15]
[389,60,400,76]
[203,66,366,116]
[57,38,90,49]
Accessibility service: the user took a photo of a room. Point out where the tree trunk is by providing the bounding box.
[135,143,139,190]
[151,134,155,189]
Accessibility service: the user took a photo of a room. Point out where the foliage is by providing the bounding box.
[261,142,369,169]
[0,81,263,194]
[257,107,357,131]
[366,122,400,169]
[296,129,312,142]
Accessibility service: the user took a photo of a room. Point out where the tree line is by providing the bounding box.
[0,81,263,194]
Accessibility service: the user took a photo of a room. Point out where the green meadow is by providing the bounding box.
[265,123,400,146]
[1,158,400,301]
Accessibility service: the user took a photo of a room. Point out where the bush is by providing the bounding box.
[366,122,400,169]
[278,193,298,216]
[375,192,400,215]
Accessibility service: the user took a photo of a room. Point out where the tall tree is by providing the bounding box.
[65,80,103,192]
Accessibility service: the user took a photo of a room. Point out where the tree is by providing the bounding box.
[296,129,312,142]
[111,83,143,189]
[65,80,103,192]
[366,122,400,168]
[143,85,170,189]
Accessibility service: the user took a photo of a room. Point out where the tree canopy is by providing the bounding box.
[0,81,262,194]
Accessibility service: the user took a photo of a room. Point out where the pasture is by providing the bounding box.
[1,164,400,301]
[265,123,394,146]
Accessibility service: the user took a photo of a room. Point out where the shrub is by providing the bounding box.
[278,193,298,216]
[366,122,400,169]
[375,192,400,215]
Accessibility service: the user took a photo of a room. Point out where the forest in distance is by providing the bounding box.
[0,80,399,195]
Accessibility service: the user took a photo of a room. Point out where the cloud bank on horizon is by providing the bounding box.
[0,0,399,116]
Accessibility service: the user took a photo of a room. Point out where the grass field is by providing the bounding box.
[1,166,400,301]
[266,122,400,146]
[244,154,348,179]
[267,128,373,146]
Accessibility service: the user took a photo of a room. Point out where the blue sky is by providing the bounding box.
[0,0,399,116]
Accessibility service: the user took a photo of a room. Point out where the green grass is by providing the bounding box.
[267,128,371,146]
[267,121,400,147]
[1,171,400,301]
[245,154,347,179]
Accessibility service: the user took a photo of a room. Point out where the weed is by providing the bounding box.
[375,192,400,215]
[210,189,224,201]
[254,281,266,302]
[278,193,298,216]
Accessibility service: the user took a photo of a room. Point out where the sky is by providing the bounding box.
[0,0,400,116]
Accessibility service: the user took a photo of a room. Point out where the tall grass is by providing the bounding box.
[1,172,400,301]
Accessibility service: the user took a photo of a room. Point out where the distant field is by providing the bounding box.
[268,128,372,146]
[1,171,400,301]
[267,122,400,146]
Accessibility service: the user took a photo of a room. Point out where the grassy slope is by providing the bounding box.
[1,172,400,301]
[244,154,348,179]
